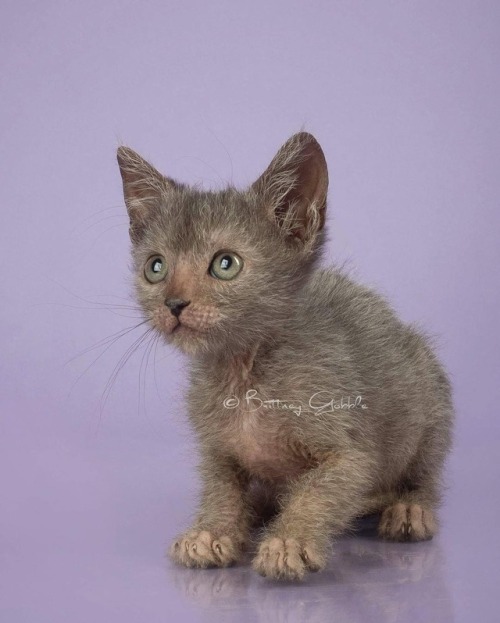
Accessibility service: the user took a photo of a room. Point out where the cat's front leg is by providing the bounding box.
[169,451,251,569]
[252,450,374,581]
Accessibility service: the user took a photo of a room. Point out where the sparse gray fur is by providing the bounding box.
[117,132,454,581]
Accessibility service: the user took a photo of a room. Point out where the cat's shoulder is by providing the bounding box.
[300,267,401,330]
[304,267,388,307]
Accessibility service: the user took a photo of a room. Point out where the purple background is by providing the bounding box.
[1,1,499,621]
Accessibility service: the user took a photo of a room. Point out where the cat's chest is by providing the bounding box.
[191,347,316,481]
[217,375,319,480]
[220,403,311,480]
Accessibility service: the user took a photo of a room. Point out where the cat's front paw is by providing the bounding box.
[169,529,243,569]
[252,536,326,581]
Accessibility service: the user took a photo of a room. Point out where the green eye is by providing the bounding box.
[209,251,243,280]
[144,255,168,283]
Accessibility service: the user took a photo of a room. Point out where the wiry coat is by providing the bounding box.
[117,132,453,580]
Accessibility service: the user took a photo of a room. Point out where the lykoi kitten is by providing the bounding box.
[117,132,453,581]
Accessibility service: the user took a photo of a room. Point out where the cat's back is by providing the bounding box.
[290,267,448,392]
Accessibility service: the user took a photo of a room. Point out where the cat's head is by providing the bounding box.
[117,132,329,357]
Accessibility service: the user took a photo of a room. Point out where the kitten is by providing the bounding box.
[117,132,453,581]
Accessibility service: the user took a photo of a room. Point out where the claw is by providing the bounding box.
[378,503,436,542]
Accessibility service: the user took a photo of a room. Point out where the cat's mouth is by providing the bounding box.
[152,306,219,337]
[171,321,197,334]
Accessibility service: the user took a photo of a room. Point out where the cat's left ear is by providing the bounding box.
[251,132,329,245]
[117,146,176,243]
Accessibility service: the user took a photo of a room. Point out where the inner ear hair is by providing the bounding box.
[252,132,329,243]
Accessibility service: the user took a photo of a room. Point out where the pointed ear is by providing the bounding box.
[251,132,329,244]
[116,146,175,243]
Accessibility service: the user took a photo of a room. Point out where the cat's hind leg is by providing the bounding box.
[377,500,437,542]
[377,426,449,542]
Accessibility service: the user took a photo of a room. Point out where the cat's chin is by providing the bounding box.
[165,324,210,356]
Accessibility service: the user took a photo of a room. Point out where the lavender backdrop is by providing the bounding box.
[1,1,499,622]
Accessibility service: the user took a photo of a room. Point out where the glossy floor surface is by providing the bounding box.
[1,423,498,623]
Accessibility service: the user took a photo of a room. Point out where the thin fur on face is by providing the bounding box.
[117,133,328,357]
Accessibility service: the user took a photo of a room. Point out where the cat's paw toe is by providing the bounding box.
[169,529,241,568]
[378,503,436,542]
[252,536,326,581]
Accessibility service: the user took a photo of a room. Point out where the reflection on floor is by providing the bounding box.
[168,516,453,623]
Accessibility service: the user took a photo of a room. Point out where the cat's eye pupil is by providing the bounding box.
[209,251,242,280]
[144,255,167,283]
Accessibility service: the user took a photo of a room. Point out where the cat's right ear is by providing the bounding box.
[117,146,175,243]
